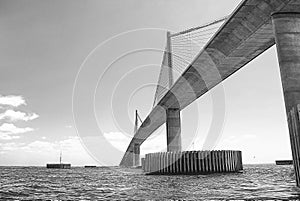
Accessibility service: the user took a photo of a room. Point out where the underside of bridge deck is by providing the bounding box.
[120,0,299,167]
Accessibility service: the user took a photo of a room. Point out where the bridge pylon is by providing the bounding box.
[166,108,182,152]
[133,110,142,167]
[272,12,300,187]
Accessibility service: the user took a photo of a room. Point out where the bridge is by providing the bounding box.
[120,0,300,186]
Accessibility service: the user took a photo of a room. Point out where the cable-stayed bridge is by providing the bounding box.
[120,0,300,186]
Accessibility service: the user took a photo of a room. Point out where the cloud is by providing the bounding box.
[0,123,34,134]
[0,123,34,140]
[0,110,39,122]
[1,136,85,155]
[0,142,25,154]
[0,137,96,165]
[20,137,85,154]
[65,125,72,129]
[0,95,26,107]
[22,140,56,153]
[0,95,38,140]
[0,133,20,140]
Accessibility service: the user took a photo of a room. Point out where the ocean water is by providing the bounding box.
[1,164,300,200]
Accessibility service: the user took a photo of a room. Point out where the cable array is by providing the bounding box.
[170,18,226,81]
[153,17,227,107]
[153,46,171,107]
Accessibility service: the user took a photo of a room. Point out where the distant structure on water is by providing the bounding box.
[84,165,97,168]
[275,160,293,165]
[46,151,71,169]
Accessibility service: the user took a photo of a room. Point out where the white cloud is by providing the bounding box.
[0,110,39,122]
[0,142,25,153]
[0,96,38,141]
[0,137,96,165]
[20,137,85,154]
[65,125,72,128]
[0,123,34,140]
[0,133,20,140]
[22,140,56,153]
[0,95,26,107]
[0,123,34,134]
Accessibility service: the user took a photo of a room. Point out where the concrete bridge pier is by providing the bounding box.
[166,108,182,152]
[272,12,300,186]
[133,143,140,166]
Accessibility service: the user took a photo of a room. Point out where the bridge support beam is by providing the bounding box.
[166,108,182,152]
[133,143,140,166]
[272,12,300,186]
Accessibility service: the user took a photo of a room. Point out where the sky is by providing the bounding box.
[0,0,292,166]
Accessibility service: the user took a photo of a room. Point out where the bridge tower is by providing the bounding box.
[165,31,182,152]
[133,110,142,167]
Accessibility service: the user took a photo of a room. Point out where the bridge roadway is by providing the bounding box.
[120,0,300,166]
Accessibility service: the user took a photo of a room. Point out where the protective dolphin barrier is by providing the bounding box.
[143,150,242,175]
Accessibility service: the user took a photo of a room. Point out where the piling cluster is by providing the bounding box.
[143,150,242,175]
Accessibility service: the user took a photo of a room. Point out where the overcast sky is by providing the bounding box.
[0,0,292,166]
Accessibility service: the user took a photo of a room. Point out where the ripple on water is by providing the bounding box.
[1,165,300,200]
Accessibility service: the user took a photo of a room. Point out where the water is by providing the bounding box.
[1,164,300,200]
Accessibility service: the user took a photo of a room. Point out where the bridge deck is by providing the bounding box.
[120,0,299,166]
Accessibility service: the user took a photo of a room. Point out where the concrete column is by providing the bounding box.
[179,152,183,173]
[204,151,208,172]
[190,152,194,173]
[163,152,167,173]
[166,108,182,152]
[225,151,229,172]
[226,151,229,172]
[145,154,148,172]
[141,158,145,171]
[272,12,300,112]
[174,152,178,174]
[172,152,176,174]
[166,31,174,89]
[215,151,219,172]
[148,154,151,172]
[176,152,180,174]
[182,152,186,173]
[149,154,152,173]
[198,151,202,173]
[240,151,243,170]
[193,151,197,173]
[133,143,140,167]
[230,151,234,172]
[272,12,300,186]
[228,151,232,172]
[170,152,173,173]
[216,151,220,172]
[154,153,158,173]
[221,151,225,172]
[201,151,205,172]
[211,151,215,172]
